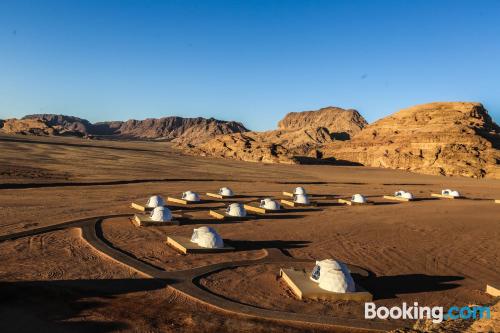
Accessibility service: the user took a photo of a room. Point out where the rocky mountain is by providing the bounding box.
[278,106,367,139]
[322,102,500,178]
[182,107,367,163]
[1,114,248,144]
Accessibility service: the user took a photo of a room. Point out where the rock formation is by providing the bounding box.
[1,118,58,136]
[278,106,367,139]
[182,107,367,163]
[321,102,500,178]
[2,114,248,144]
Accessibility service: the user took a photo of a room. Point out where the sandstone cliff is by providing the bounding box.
[182,107,367,163]
[322,102,500,178]
[1,118,59,136]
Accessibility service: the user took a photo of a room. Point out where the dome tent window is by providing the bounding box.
[259,198,281,210]
[182,191,201,202]
[310,259,356,293]
[442,189,461,197]
[431,189,464,199]
[395,190,414,200]
[219,187,234,197]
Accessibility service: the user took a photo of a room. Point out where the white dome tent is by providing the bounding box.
[219,187,234,197]
[190,226,224,249]
[310,259,356,293]
[294,187,307,195]
[226,203,247,217]
[395,190,414,200]
[259,198,281,210]
[149,206,172,222]
[442,189,461,197]
[146,195,165,208]
[181,190,201,202]
[294,193,310,205]
[351,194,367,204]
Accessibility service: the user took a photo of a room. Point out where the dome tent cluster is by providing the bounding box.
[131,184,478,301]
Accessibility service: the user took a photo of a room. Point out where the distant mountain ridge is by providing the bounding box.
[1,114,248,144]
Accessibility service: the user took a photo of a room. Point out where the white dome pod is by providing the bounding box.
[294,194,310,204]
[442,189,460,197]
[310,259,356,293]
[219,187,234,197]
[395,190,414,200]
[259,198,281,210]
[351,194,367,203]
[226,203,246,217]
[190,226,224,248]
[146,195,165,208]
[182,190,201,202]
[149,206,172,222]
[294,187,307,195]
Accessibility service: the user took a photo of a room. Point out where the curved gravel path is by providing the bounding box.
[1,215,401,332]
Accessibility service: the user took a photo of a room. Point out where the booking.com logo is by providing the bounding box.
[365,302,491,323]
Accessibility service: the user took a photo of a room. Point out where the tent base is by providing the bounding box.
[280,199,317,207]
[166,236,234,254]
[338,199,371,205]
[431,193,465,199]
[279,268,372,301]
[383,195,414,202]
[244,204,285,214]
[132,214,181,227]
[209,209,248,220]
[167,197,204,205]
[130,202,150,212]
[206,192,235,199]
[486,283,500,297]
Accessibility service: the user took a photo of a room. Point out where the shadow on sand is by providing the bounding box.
[0,278,169,333]
[225,239,311,252]
[356,273,464,300]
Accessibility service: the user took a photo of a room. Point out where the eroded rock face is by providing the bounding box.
[321,102,500,179]
[183,107,367,163]
[103,117,247,144]
[278,106,367,139]
[3,114,248,144]
[1,118,58,136]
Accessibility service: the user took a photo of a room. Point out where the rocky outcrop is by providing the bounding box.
[278,107,367,139]
[23,114,93,136]
[1,118,58,136]
[322,102,500,178]
[182,107,367,163]
[3,114,248,144]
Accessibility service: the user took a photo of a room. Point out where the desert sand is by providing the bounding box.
[0,133,499,332]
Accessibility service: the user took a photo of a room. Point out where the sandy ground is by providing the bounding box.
[0,133,499,332]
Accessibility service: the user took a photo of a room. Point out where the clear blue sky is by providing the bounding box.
[1,0,499,131]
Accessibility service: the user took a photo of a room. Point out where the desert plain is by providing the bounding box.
[0,133,499,333]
